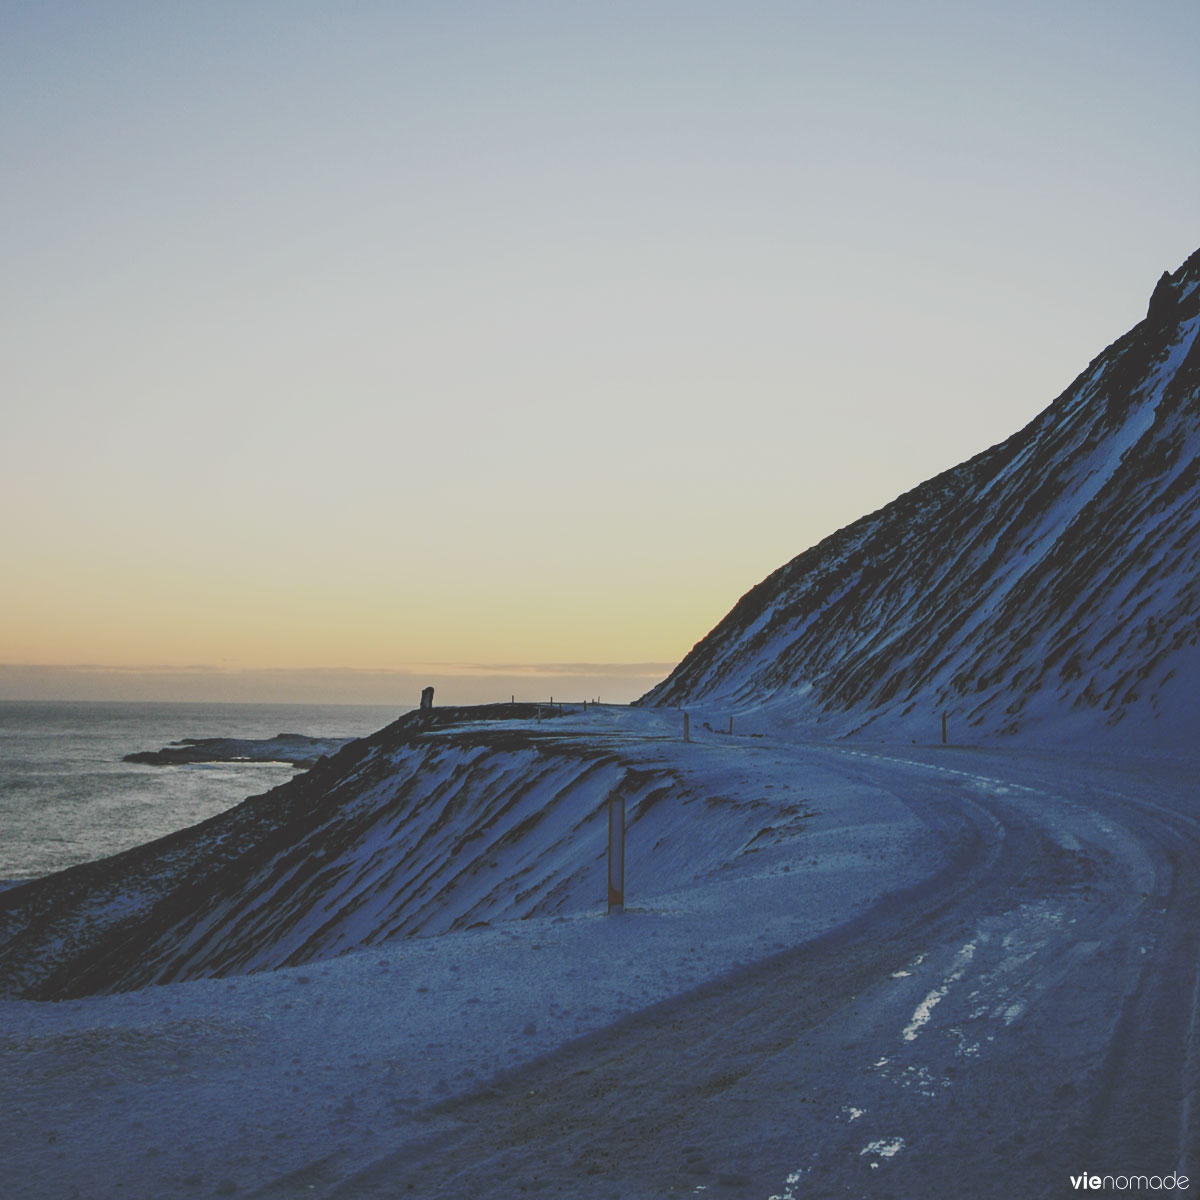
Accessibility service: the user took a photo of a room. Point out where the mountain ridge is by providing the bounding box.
[639,248,1200,745]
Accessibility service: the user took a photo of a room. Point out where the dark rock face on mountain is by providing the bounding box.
[641,249,1200,745]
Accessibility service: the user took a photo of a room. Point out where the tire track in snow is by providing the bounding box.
[901,939,976,1043]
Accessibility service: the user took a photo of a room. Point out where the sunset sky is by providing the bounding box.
[3,1,1197,704]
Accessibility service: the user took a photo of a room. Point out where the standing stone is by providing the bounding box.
[420,686,434,711]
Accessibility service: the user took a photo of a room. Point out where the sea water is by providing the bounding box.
[0,701,399,884]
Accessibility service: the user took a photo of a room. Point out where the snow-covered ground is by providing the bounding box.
[3,705,1198,1198]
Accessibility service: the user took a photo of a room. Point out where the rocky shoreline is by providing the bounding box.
[124,733,354,769]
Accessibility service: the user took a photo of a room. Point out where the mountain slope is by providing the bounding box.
[640,248,1200,744]
[0,705,852,998]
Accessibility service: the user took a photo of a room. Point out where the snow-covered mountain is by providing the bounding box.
[5,254,1200,1196]
[3,249,1197,1007]
[640,248,1200,745]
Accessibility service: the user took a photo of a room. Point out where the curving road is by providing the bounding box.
[302,741,1200,1200]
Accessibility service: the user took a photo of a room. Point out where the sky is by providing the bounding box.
[2,0,1198,705]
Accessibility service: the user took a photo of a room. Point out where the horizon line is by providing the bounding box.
[0,661,677,677]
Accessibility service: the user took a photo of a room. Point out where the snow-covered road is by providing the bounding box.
[313,739,1200,1198]
[3,712,1198,1199]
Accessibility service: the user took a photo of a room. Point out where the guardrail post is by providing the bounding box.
[608,793,625,913]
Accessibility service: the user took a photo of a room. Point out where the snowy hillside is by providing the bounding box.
[4,705,1199,1198]
[5,252,1200,1198]
[641,248,1200,745]
[1,704,918,999]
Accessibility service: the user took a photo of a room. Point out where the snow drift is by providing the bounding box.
[640,248,1200,745]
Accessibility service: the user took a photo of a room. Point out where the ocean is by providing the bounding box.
[0,701,400,884]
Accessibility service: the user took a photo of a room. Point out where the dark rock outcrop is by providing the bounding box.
[125,734,353,769]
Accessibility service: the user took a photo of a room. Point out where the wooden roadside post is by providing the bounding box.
[607,793,625,913]
[683,712,690,742]
[941,711,948,745]
[728,715,733,735]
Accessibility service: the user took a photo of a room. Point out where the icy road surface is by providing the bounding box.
[2,709,1198,1199]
